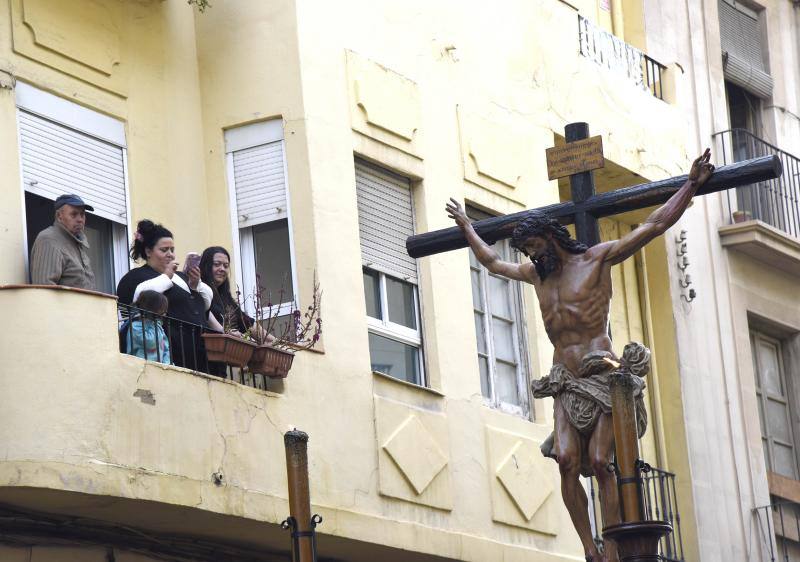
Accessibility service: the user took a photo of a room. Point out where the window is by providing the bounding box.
[726,81,762,139]
[467,206,530,416]
[752,329,798,479]
[355,160,424,385]
[225,120,296,318]
[718,0,772,99]
[16,83,130,293]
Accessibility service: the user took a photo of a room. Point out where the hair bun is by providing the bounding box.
[129,219,173,262]
[136,219,155,234]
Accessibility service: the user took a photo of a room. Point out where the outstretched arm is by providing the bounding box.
[446,198,536,283]
[600,149,715,265]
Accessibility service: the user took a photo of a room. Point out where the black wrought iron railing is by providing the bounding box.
[117,303,270,390]
[578,14,667,100]
[713,129,800,240]
[588,466,685,561]
[755,499,800,562]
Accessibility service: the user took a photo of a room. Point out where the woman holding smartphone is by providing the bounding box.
[117,219,214,372]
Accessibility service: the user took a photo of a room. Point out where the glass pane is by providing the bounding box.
[386,276,417,329]
[258,314,294,343]
[758,340,783,396]
[489,275,511,318]
[84,214,115,295]
[774,443,797,479]
[368,332,420,385]
[767,398,792,443]
[474,312,487,354]
[363,269,381,319]
[478,355,491,399]
[495,361,520,406]
[492,317,516,362]
[252,219,294,304]
[470,269,483,311]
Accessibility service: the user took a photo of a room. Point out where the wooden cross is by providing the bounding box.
[406,125,782,258]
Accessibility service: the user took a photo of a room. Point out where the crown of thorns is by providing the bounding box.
[510,211,588,254]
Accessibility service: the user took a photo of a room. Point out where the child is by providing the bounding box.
[125,290,172,365]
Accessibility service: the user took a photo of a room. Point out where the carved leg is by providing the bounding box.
[590,412,619,562]
[554,400,602,561]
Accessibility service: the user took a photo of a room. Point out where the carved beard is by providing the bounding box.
[531,244,560,281]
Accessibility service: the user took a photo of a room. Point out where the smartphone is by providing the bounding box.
[183,252,201,273]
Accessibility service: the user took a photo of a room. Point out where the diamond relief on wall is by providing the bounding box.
[382,415,448,495]
[496,440,553,521]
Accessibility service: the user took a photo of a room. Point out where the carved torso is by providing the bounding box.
[533,251,613,375]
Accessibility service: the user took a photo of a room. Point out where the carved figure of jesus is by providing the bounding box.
[447,150,714,562]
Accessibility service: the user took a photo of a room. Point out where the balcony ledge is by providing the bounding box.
[719,219,800,277]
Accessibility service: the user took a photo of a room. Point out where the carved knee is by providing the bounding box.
[590,455,612,478]
[557,452,579,475]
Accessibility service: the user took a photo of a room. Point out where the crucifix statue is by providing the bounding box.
[407,122,782,562]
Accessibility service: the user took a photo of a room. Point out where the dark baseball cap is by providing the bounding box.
[54,194,94,212]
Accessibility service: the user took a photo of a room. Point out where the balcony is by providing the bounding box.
[587,466,685,561]
[0,284,344,559]
[117,301,277,390]
[713,129,800,240]
[755,499,800,561]
[714,129,800,276]
[577,15,667,101]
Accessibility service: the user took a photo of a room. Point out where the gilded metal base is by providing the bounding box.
[603,520,672,562]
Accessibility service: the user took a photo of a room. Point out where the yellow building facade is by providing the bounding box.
[0,0,714,560]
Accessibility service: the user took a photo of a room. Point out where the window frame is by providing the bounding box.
[467,223,531,418]
[355,160,426,387]
[15,82,131,288]
[752,329,799,479]
[364,268,425,386]
[225,121,299,318]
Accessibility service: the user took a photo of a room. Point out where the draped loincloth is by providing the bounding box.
[531,342,650,476]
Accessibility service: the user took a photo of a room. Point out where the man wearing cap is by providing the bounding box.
[30,194,96,290]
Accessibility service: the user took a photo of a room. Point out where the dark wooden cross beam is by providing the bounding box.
[406,125,783,258]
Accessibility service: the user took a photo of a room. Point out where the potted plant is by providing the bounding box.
[241,275,322,378]
[201,306,258,367]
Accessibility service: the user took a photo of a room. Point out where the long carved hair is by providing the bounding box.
[510,211,588,254]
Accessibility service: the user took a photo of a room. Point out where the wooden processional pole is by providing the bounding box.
[283,429,322,562]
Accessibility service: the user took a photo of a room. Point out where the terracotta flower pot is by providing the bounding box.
[248,345,295,378]
[732,210,752,223]
[202,333,257,367]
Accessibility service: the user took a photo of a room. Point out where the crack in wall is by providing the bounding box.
[204,379,283,492]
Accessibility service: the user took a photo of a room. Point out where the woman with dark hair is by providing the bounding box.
[199,247,254,333]
[199,246,260,377]
[117,220,214,372]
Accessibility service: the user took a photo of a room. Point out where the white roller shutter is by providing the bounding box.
[232,140,287,227]
[719,0,773,98]
[18,109,127,224]
[355,160,418,283]
[723,53,774,99]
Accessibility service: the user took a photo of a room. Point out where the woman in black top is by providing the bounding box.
[200,246,254,333]
[199,246,254,377]
[117,220,214,372]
